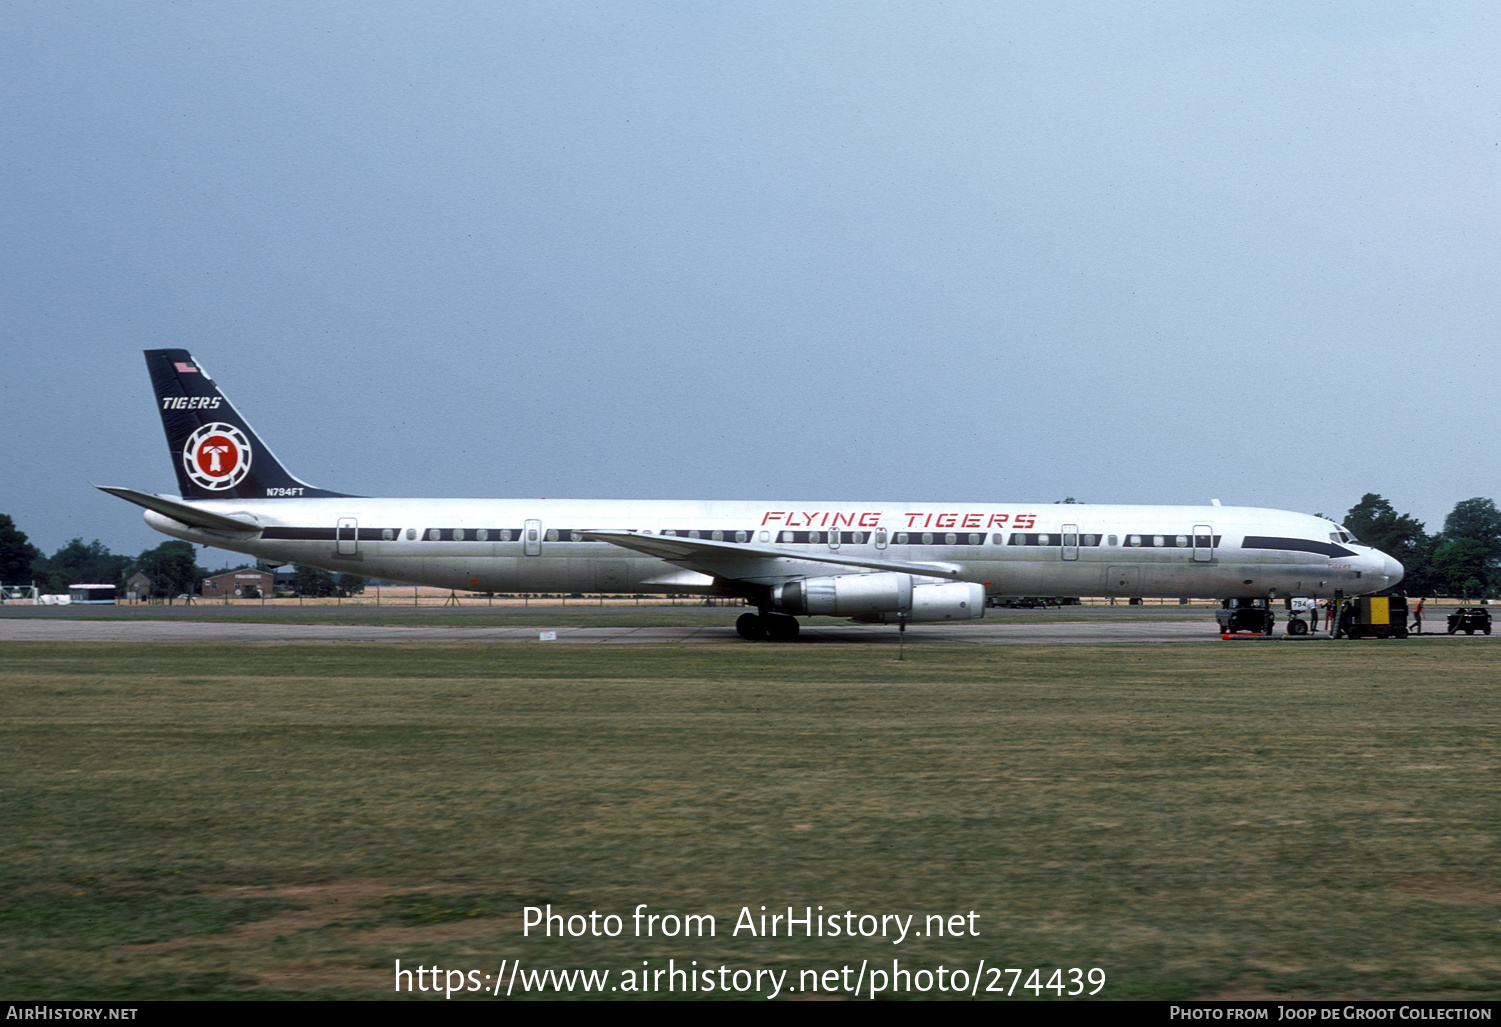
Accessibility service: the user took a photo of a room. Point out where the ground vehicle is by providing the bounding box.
[1334,595,1409,639]
[1216,597,1274,635]
[1446,607,1493,635]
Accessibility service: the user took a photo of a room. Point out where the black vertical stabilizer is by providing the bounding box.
[145,349,351,500]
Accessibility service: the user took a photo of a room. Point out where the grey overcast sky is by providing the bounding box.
[2,2,1498,563]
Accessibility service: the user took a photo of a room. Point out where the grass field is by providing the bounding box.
[2,640,1498,1000]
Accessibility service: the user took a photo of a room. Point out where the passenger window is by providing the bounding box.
[382,529,394,541]
[689,530,700,538]
[1129,535,1141,547]
[735,531,747,543]
[945,532,956,545]
[1108,535,1117,547]
[968,533,980,545]
[453,528,464,541]
[992,533,1003,545]
[528,529,538,542]
[809,532,821,543]
[759,531,769,542]
[1176,535,1187,547]
[501,529,512,542]
[427,528,440,541]
[852,532,864,544]
[896,533,909,545]
[922,532,933,545]
[571,532,583,542]
[1038,534,1050,545]
[1153,535,1164,547]
[476,529,488,542]
[545,529,558,542]
[712,530,723,541]
[406,529,416,540]
[1084,534,1096,546]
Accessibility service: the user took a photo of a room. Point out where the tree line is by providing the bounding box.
[0,514,363,598]
[1338,495,1501,599]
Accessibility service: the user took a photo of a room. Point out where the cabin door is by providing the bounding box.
[1061,523,1080,561]
[336,518,358,556]
[1192,524,1214,562]
[524,519,542,557]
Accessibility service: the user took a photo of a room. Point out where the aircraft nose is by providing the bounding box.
[1379,551,1405,590]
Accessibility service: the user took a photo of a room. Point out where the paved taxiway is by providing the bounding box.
[2,613,1482,645]
[0,620,1195,644]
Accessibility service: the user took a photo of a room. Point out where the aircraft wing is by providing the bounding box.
[95,485,263,535]
[581,529,969,584]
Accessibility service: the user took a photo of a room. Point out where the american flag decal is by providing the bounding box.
[175,361,198,373]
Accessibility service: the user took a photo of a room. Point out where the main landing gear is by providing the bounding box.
[736,612,801,641]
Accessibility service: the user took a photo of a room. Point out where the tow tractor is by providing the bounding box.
[1216,597,1275,636]
[1447,607,1493,635]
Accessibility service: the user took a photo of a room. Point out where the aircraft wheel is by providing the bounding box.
[1288,619,1308,635]
[765,615,800,641]
[736,612,766,640]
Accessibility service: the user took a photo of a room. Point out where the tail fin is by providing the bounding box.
[146,349,350,500]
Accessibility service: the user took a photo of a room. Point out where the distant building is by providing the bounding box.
[201,568,274,598]
[124,572,152,601]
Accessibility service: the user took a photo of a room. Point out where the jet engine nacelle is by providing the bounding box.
[907,580,987,622]
[773,573,985,622]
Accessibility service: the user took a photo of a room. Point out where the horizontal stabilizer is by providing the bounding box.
[95,485,263,534]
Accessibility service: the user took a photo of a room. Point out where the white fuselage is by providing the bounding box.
[144,497,1403,603]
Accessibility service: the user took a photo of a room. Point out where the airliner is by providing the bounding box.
[100,350,1404,639]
